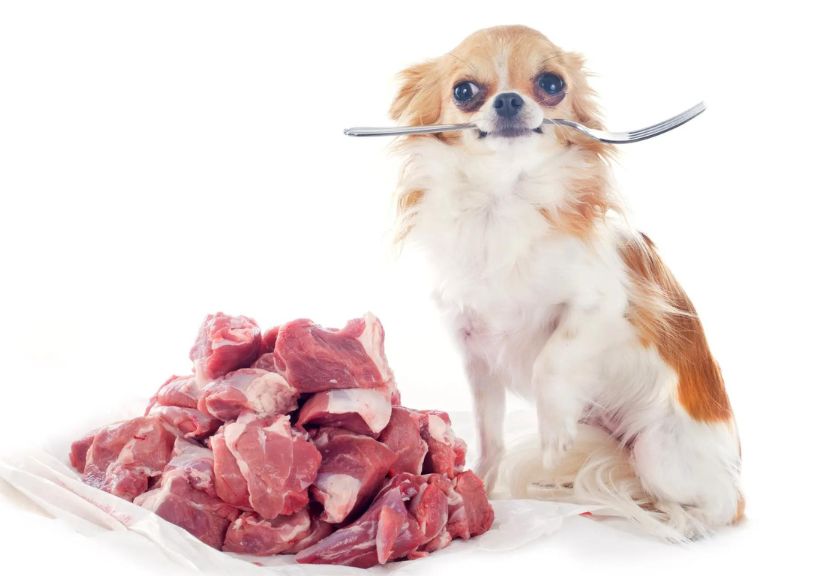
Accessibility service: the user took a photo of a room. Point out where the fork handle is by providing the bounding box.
[344,123,474,137]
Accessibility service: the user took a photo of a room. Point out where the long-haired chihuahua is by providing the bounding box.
[389,25,743,540]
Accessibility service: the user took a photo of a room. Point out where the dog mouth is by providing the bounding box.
[478,126,543,139]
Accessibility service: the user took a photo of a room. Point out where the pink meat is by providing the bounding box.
[260,326,281,354]
[421,410,467,478]
[310,428,397,523]
[190,312,261,385]
[409,475,451,545]
[134,439,238,549]
[74,416,175,501]
[275,314,395,393]
[223,509,332,555]
[296,474,426,568]
[214,413,321,519]
[147,405,220,439]
[145,375,202,412]
[379,407,428,476]
[446,471,495,540]
[211,427,250,510]
[70,431,96,473]
[296,388,392,437]
[283,513,334,554]
[251,352,281,373]
[198,368,298,421]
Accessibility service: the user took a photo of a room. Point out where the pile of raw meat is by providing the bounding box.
[69,312,494,568]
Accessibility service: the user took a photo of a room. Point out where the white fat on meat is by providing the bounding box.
[426,414,454,445]
[313,473,361,521]
[356,313,393,383]
[326,389,392,435]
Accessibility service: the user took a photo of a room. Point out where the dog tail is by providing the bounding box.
[500,424,704,541]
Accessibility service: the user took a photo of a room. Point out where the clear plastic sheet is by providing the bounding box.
[0,407,594,575]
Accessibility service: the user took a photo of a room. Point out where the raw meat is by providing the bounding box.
[210,427,249,509]
[70,431,96,472]
[147,405,220,439]
[282,512,334,554]
[296,474,426,567]
[378,407,429,476]
[72,416,175,501]
[223,508,332,555]
[297,470,493,567]
[446,471,495,540]
[68,310,495,568]
[296,388,392,436]
[421,410,467,478]
[409,474,451,546]
[146,375,201,412]
[251,352,280,373]
[311,428,397,523]
[134,439,238,549]
[275,314,394,393]
[198,368,298,421]
[213,413,321,519]
[190,313,261,385]
[260,326,281,353]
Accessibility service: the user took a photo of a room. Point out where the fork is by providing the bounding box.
[343,101,706,144]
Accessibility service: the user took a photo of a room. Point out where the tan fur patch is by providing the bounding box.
[620,234,732,422]
[394,188,425,242]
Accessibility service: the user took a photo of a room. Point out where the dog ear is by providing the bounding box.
[565,52,603,130]
[555,52,613,156]
[389,59,442,125]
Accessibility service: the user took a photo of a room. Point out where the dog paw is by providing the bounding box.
[474,454,502,494]
[540,431,574,470]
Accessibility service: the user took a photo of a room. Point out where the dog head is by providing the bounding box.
[390,25,604,151]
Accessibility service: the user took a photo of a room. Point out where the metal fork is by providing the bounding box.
[343,101,706,144]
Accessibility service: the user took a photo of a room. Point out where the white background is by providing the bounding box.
[1,1,825,574]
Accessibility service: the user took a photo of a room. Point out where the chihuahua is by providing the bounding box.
[389,25,742,539]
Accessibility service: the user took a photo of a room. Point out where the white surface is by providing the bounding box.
[0,407,593,576]
[1,1,825,574]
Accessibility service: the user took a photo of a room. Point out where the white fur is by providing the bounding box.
[397,96,742,539]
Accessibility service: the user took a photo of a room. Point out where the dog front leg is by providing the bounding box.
[532,322,600,470]
[466,356,506,493]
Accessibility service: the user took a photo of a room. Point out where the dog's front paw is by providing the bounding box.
[539,423,575,470]
[474,452,503,495]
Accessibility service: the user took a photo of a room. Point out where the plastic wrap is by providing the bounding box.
[0,407,593,574]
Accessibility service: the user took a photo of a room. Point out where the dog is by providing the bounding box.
[389,25,743,539]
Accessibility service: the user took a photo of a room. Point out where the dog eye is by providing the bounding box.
[537,72,565,95]
[453,81,480,103]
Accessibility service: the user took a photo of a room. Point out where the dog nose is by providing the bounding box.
[493,92,524,118]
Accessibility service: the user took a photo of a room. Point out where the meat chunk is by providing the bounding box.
[260,326,281,354]
[190,313,261,385]
[145,375,202,412]
[146,405,220,439]
[222,509,332,555]
[134,439,238,549]
[311,428,397,523]
[421,411,467,478]
[198,368,298,421]
[296,388,392,437]
[296,474,426,568]
[275,314,394,393]
[409,474,451,546]
[446,471,495,540]
[282,512,334,554]
[212,413,321,519]
[378,407,428,476]
[71,416,175,501]
[251,352,281,373]
[297,471,493,567]
[210,427,249,509]
[69,431,96,473]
